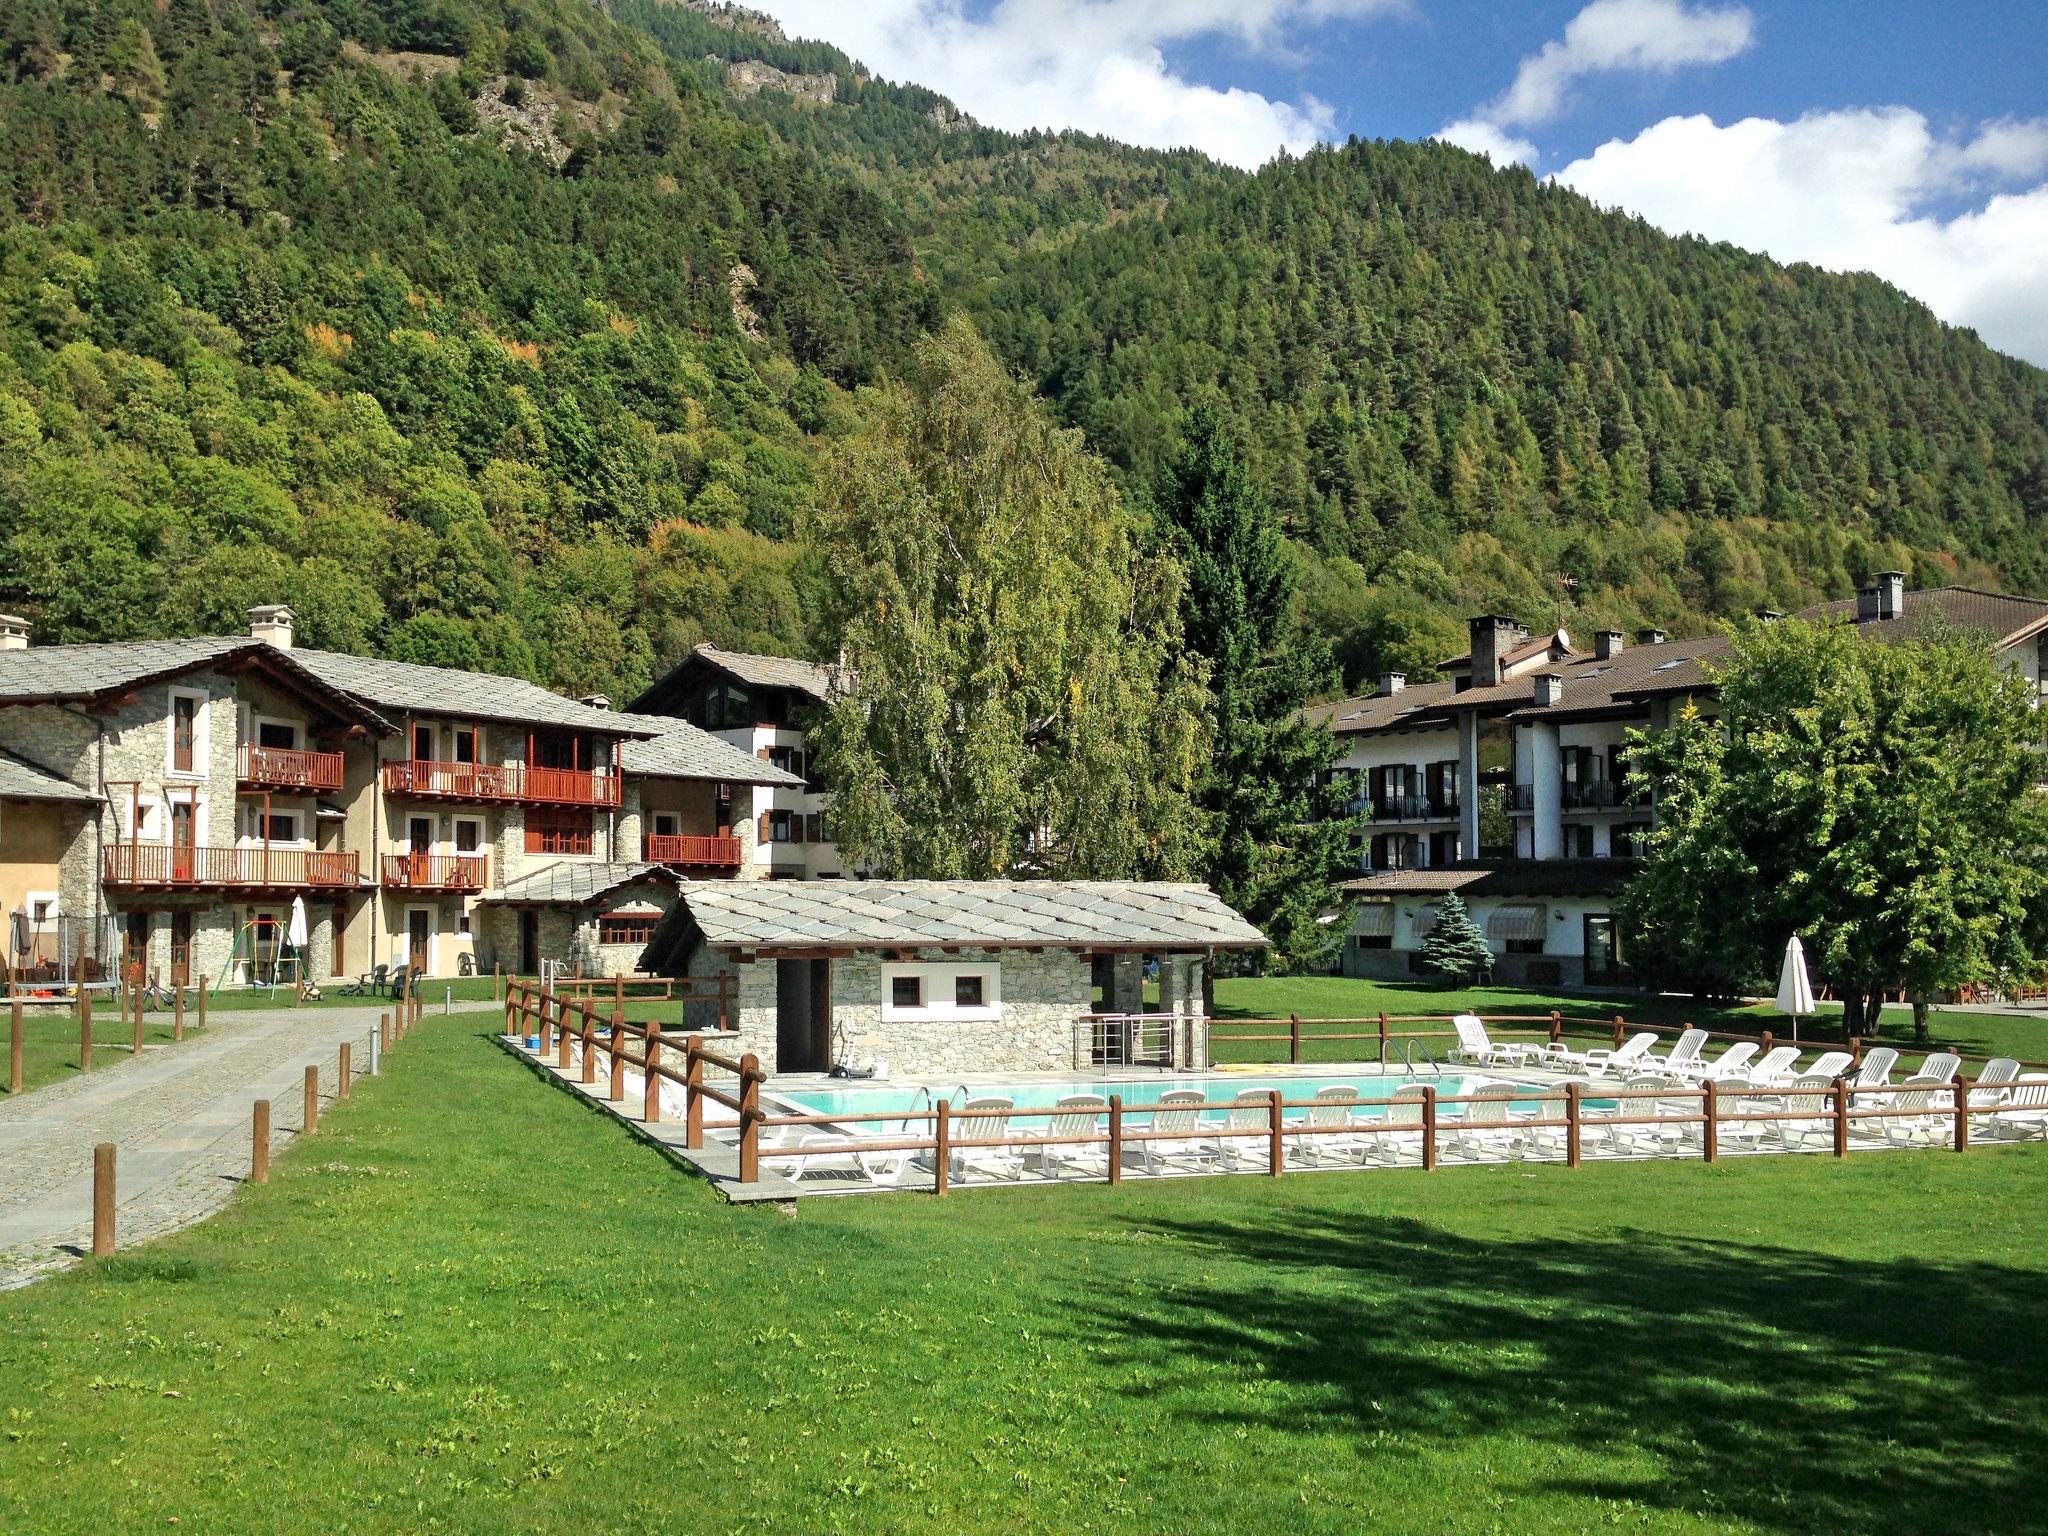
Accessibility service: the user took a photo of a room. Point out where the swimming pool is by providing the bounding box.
[771,1071,1483,1123]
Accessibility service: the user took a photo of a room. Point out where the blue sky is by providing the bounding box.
[753,1,2048,364]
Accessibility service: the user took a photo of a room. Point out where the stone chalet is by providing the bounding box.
[0,605,804,990]
[635,880,1268,1076]
[1309,576,2048,987]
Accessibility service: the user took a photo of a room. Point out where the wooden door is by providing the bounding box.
[518,909,538,977]
[170,799,197,881]
[406,909,431,974]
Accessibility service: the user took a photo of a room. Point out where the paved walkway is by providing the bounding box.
[0,998,500,1289]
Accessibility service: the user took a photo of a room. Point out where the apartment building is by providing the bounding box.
[0,607,801,989]
[627,643,846,879]
[1313,576,2048,987]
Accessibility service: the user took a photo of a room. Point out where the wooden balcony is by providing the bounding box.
[103,844,361,890]
[381,759,621,808]
[237,743,345,795]
[381,852,490,891]
[643,834,743,869]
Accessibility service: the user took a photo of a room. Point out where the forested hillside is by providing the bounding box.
[1,0,2043,700]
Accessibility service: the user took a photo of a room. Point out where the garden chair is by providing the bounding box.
[1293,1085,1371,1165]
[951,1097,1025,1181]
[1656,1029,1711,1077]
[1804,1051,1854,1080]
[1140,1089,1213,1174]
[770,1131,915,1188]
[1445,1083,1518,1161]
[1966,1058,2020,1109]
[1694,1041,1758,1080]
[1445,1016,1533,1069]
[387,964,414,1002]
[1876,1075,1952,1147]
[1989,1074,2048,1140]
[1577,1032,1658,1078]
[1035,1095,1112,1179]
[1748,1045,1803,1083]
[1768,1074,1840,1151]
[1918,1052,1961,1086]
[1365,1084,1430,1166]
[339,963,388,998]
[1849,1047,1899,1091]
[1213,1089,1278,1170]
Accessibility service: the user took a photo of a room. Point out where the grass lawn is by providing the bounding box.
[1207,976,2048,1071]
[2,1018,2044,1533]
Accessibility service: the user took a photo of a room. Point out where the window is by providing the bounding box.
[653,812,679,838]
[454,818,482,854]
[1426,830,1461,867]
[453,728,477,765]
[598,914,659,946]
[526,808,594,855]
[256,719,297,749]
[1504,936,1545,955]
[1564,823,1596,858]
[412,725,434,761]
[760,809,807,844]
[767,744,806,779]
[1611,822,1651,859]
[169,690,202,774]
[256,811,299,843]
[806,812,825,844]
[1585,915,1625,984]
[882,963,1000,1022]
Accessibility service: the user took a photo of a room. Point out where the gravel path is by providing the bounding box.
[0,998,500,1289]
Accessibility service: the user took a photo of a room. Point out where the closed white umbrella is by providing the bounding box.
[1774,934,1815,1043]
[287,896,310,987]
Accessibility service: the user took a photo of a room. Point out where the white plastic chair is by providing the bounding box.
[1036,1094,1111,1179]
[1658,1029,1711,1078]
[951,1096,1025,1181]
[1446,1083,1518,1161]
[1214,1089,1276,1169]
[1141,1089,1213,1173]
[1295,1085,1371,1165]
[1579,1032,1658,1078]
[1748,1045,1802,1083]
[1696,1041,1758,1080]
[1365,1084,1429,1165]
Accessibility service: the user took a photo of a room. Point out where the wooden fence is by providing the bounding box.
[504,995,2048,1196]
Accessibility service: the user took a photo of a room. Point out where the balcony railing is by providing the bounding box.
[381,852,490,891]
[642,834,744,868]
[1505,781,1646,814]
[103,844,361,889]
[382,759,621,808]
[237,743,345,795]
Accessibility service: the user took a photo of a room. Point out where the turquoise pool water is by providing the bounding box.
[771,1072,1481,1123]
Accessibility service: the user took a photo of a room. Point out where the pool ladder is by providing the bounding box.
[1399,1037,1442,1077]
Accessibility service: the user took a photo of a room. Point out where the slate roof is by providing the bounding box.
[289,648,656,735]
[1344,860,1640,899]
[478,861,678,907]
[605,712,805,785]
[0,637,390,729]
[686,644,837,703]
[669,880,1268,952]
[0,748,98,804]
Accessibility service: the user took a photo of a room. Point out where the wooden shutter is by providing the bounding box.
[806,813,824,844]
[757,811,770,841]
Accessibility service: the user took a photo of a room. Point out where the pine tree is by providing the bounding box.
[1160,408,1361,970]
[1421,893,1494,985]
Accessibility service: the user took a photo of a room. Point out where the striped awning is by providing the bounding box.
[1411,904,1440,938]
[1487,904,1546,943]
[1353,901,1394,938]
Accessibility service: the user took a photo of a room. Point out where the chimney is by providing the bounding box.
[1635,627,1666,646]
[1533,673,1564,708]
[1855,586,1879,622]
[1379,671,1406,697]
[1468,615,1521,688]
[1594,630,1624,661]
[1876,571,1906,621]
[0,614,27,652]
[579,693,611,711]
[247,604,294,651]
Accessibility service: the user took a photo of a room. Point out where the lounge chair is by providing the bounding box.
[1804,1050,1854,1080]
[770,1131,914,1187]
[1748,1045,1803,1083]
[1657,1029,1711,1077]
[1589,1074,1684,1155]
[1966,1058,2021,1109]
[1446,1083,1519,1161]
[1850,1047,1899,1090]
[1214,1089,1277,1169]
[1918,1052,1961,1086]
[1876,1075,1952,1147]
[1445,1016,1535,1069]
[1036,1094,1112,1179]
[1365,1084,1429,1166]
[1768,1074,1840,1151]
[1989,1074,2048,1140]
[1694,1041,1758,1080]
[1294,1085,1372,1165]
[951,1097,1024,1181]
[1577,1032,1658,1078]
[1141,1089,1213,1173]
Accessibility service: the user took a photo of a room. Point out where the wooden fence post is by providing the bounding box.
[1954,1084,1970,1153]
[132,986,144,1054]
[8,1001,20,1095]
[1549,1010,1563,1047]
[304,1065,319,1134]
[933,1099,951,1196]
[92,1143,115,1257]
[494,964,503,1003]
[1760,1029,1773,1055]
[380,1013,392,1057]
[252,1100,270,1184]
[79,998,92,1072]
[1107,1095,1122,1185]
[1288,1015,1301,1065]
[338,1042,351,1100]
[1701,1080,1718,1163]
[1849,1035,1864,1065]
[174,985,185,1041]
[737,1053,761,1183]
[557,1000,573,1070]
[1564,1081,1581,1169]
[685,1039,704,1149]
[1268,1089,1285,1176]
[504,992,517,1038]
[1420,1085,1438,1170]
[1377,1012,1389,1065]
[1611,1015,1625,1049]
[643,1022,663,1123]
[197,978,207,1031]
[1833,1079,1850,1158]
[608,1008,626,1102]
[581,1015,597,1086]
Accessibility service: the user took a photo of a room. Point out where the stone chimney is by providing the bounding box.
[1594,629,1624,661]
[1468,615,1522,688]
[247,604,294,650]
[1855,585,1879,621]
[1876,571,1906,621]
[1635,627,1667,646]
[0,614,28,652]
[1379,671,1406,697]
[579,693,611,711]
[1533,673,1564,707]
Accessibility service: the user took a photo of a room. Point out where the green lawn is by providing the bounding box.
[2,1017,2044,1533]
[1207,976,2048,1071]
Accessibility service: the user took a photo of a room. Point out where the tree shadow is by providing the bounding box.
[1064,1202,2048,1532]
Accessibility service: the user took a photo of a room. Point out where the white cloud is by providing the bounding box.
[749,0,1402,169]
[1555,109,2048,365]
[1489,0,1755,128]
[1434,117,1538,166]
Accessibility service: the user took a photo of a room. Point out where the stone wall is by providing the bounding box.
[827,947,1093,1076]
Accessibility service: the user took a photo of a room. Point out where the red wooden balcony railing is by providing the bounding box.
[642,834,744,868]
[236,743,346,794]
[102,845,361,889]
[382,759,621,807]
[380,852,490,891]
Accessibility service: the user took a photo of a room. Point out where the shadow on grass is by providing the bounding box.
[1068,1207,2047,1533]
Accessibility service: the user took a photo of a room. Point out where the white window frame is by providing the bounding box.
[453,816,484,855]
[166,686,209,778]
[25,889,59,925]
[252,713,301,751]
[879,961,1002,1023]
[247,807,304,846]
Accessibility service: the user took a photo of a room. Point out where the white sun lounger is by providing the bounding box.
[1657,1029,1711,1078]
[1446,1015,1536,1068]
[1578,1032,1659,1078]
[1366,1084,1429,1165]
[951,1096,1025,1181]
[1877,1075,1952,1146]
[1694,1041,1758,1080]
[1141,1089,1213,1173]
[1446,1083,1519,1161]
[1036,1094,1112,1179]
[1215,1088,1278,1169]
[1294,1085,1373,1165]
[1748,1045,1803,1083]
[1767,1074,1841,1151]
[1990,1074,2048,1140]
[1803,1050,1854,1080]
[1966,1058,2021,1109]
